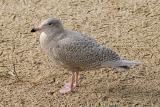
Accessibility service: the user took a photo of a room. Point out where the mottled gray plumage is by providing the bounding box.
[52,30,121,70]
[34,18,140,71]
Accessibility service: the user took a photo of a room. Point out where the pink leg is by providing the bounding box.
[75,71,79,86]
[59,72,76,94]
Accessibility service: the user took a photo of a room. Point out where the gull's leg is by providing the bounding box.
[59,72,76,94]
[70,72,75,91]
[75,71,79,87]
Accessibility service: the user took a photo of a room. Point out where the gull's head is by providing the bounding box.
[31,18,63,33]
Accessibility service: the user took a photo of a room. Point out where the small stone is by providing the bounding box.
[48,91,54,95]
[101,96,108,101]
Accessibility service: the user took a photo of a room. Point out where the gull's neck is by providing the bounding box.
[40,28,65,52]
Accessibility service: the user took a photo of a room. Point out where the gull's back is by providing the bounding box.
[50,29,120,70]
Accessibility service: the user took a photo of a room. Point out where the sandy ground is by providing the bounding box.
[0,0,160,106]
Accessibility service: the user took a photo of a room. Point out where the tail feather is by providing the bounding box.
[118,66,130,69]
[119,60,142,66]
[102,60,142,69]
[116,60,142,69]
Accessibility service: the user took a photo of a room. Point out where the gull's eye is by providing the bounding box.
[48,23,53,25]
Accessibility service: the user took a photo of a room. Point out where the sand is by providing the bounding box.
[0,0,160,106]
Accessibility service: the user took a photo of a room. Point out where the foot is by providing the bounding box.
[59,82,76,94]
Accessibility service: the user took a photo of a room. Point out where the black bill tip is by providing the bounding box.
[31,28,36,32]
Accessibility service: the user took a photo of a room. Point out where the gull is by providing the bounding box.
[31,18,141,94]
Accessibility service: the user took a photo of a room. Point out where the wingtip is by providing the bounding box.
[135,61,143,65]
